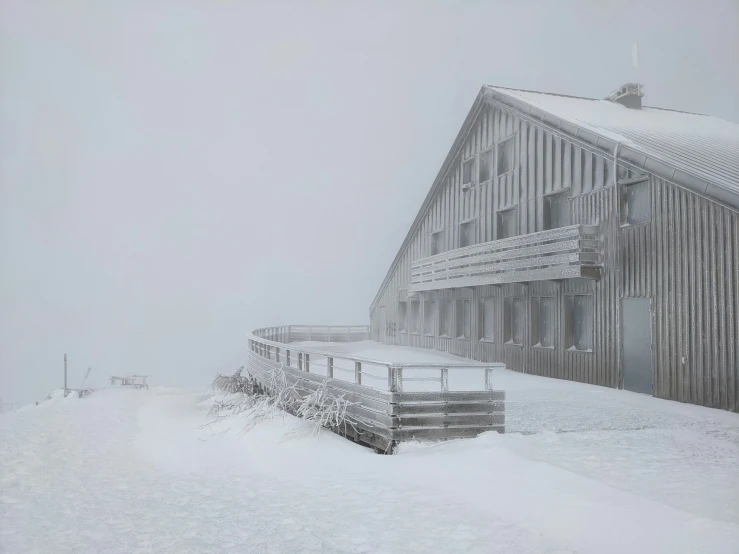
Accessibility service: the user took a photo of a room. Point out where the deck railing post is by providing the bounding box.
[275,347,280,363]
[286,349,291,367]
[298,352,303,371]
[355,361,362,385]
[485,367,494,391]
[441,367,449,392]
[388,366,402,392]
[305,353,310,373]
[327,357,333,378]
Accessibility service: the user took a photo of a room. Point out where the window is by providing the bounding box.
[423,299,435,336]
[544,191,570,230]
[620,179,650,225]
[565,294,593,351]
[497,208,517,239]
[430,230,445,256]
[439,300,451,336]
[531,297,554,348]
[478,298,495,342]
[456,299,471,339]
[504,297,524,345]
[462,158,475,186]
[497,138,514,176]
[478,149,493,183]
[409,300,420,334]
[398,302,407,332]
[459,220,476,248]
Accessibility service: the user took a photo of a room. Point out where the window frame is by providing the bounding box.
[543,189,571,231]
[478,148,494,184]
[478,297,496,343]
[497,136,515,177]
[397,301,407,333]
[564,293,594,352]
[619,177,651,227]
[530,295,555,349]
[409,299,421,335]
[503,296,524,346]
[459,219,477,249]
[429,229,445,256]
[423,298,436,337]
[462,156,475,187]
[497,207,518,240]
[438,299,452,338]
[455,298,471,340]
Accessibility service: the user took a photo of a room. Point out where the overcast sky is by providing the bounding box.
[1,0,737,406]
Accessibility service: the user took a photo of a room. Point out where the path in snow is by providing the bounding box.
[1,347,739,553]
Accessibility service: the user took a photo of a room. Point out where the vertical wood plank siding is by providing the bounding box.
[371,102,739,412]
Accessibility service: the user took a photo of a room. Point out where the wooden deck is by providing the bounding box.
[247,325,505,452]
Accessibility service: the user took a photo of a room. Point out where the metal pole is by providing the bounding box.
[64,353,68,397]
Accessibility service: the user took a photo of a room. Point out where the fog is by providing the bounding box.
[1,0,737,406]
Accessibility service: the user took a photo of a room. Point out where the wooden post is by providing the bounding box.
[485,367,494,390]
[305,353,310,373]
[275,347,280,363]
[441,367,449,392]
[63,353,68,397]
[286,349,291,367]
[355,361,362,385]
[327,357,333,378]
[298,353,303,371]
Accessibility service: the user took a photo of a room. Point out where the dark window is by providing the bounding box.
[398,302,407,332]
[459,220,476,248]
[439,300,451,336]
[565,295,593,351]
[544,192,570,230]
[423,300,435,336]
[497,138,514,176]
[478,298,495,341]
[504,297,524,345]
[462,158,474,185]
[478,149,493,183]
[456,299,471,339]
[409,300,420,334]
[531,297,554,348]
[497,208,517,239]
[430,230,444,256]
[620,180,651,225]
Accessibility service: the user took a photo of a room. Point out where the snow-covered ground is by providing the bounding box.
[2,343,738,553]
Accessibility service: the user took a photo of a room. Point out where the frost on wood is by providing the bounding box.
[208,367,358,437]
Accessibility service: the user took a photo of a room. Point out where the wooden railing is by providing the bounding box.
[246,325,505,451]
[410,224,601,292]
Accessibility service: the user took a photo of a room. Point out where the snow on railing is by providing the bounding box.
[248,325,500,393]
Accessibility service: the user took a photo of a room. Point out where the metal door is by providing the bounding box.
[378,307,387,343]
[621,298,653,394]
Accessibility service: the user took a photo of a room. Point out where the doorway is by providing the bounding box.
[621,298,653,395]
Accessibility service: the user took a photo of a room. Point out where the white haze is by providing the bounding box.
[1,0,738,406]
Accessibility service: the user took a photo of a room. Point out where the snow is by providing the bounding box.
[2,345,739,553]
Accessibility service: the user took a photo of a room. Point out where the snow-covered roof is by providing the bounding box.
[486,85,739,206]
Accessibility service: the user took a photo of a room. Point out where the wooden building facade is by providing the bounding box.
[369,84,739,412]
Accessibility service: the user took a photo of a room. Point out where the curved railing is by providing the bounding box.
[247,325,505,452]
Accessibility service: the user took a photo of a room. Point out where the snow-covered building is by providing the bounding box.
[370,83,739,412]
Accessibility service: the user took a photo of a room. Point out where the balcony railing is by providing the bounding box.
[409,224,601,292]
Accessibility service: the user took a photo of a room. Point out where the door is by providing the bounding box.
[378,307,387,343]
[621,298,653,394]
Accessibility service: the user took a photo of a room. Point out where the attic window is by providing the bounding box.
[462,158,475,186]
[478,149,493,183]
[497,138,514,176]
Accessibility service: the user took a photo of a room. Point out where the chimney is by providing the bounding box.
[605,83,644,109]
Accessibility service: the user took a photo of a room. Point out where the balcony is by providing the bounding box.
[409,224,601,293]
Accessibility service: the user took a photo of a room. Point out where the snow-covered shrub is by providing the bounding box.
[207,366,358,437]
[211,366,251,394]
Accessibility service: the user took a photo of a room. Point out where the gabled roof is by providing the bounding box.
[487,85,739,204]
[370,85,739,313]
